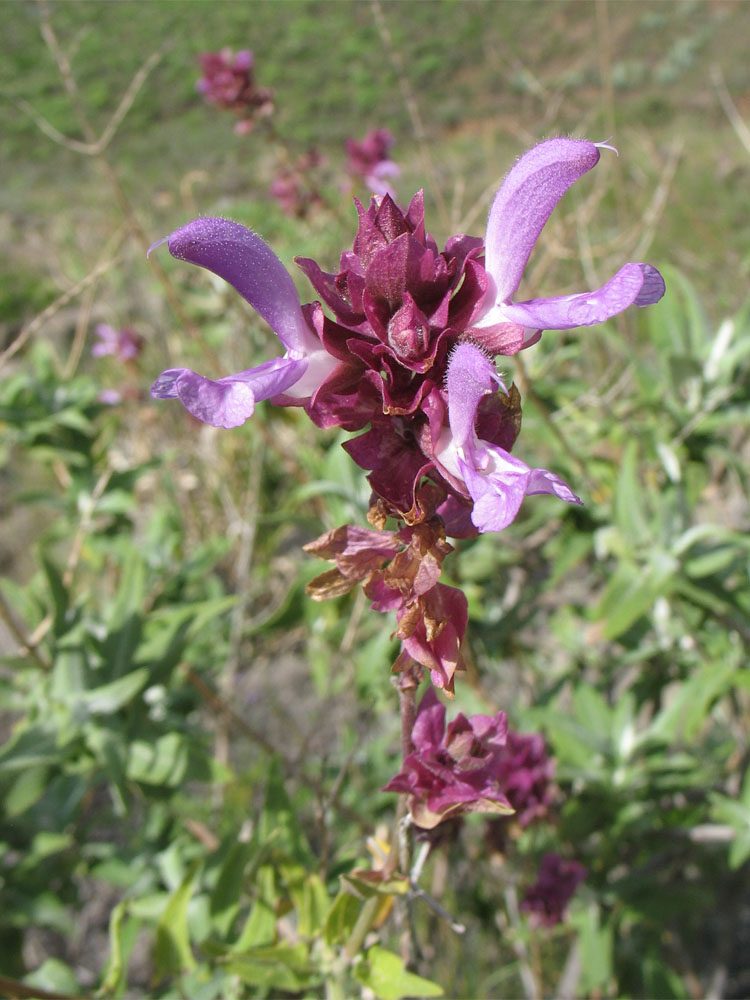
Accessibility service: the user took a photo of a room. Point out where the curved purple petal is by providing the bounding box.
[167,218,315,355]
[499,262,666,332]
[484,138,600,303]
[150,356,307,429]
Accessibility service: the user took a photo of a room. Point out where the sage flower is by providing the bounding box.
[383,687,513,829]
[152,139,664,532]
[345,127,400,196]
[92,324,143,362]
[196,49,273,134]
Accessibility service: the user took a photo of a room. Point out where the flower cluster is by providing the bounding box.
[382,687,513,829]
[93,323,144,405]
[151,138,664,700]
[196,48,273,135]
[151,138,664,539]
[521,852,587,926]
[345,127,400,196]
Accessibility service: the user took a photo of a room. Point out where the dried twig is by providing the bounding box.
[0,589,52,671]
[712,65,750,157]
[0,240,125,370]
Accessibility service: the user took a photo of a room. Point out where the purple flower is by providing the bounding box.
[383,687,513,828]
[521,852,586,926]
[434,342,582,532]
[150,219,340,429]
[196,48,273,133]
[98,388,123,406]
[496,729,555,827]
[473,138,665,350]
[345,128,400,196]
[92,324,143,362]
[151,139,664,533]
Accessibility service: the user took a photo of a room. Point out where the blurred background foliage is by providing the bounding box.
[1,0,750,997]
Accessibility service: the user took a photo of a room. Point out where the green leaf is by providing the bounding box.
[571,904,614,996]
[354,946,443,1000]
[225,942,315,992]
[4,764,51,817]
[97,900,140,998]
[293,873,330,939]
[259,756,314,865]
[41,554,69,636]
[324,891,363,947]
[22,958,80,997]
[79,667,149,714]
[594,551,677,641]
[210,840,255,938]
[649,659,737,743]
[126,732,199,787]
[613,441,651,547]
[154,859,201,977]
[232,865,277,951]
[711,769,750,868]
[0,725,59,772]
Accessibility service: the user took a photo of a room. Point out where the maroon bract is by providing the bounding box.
[305,514,468,693]
[521,853,586,926]
[196,48,273,134]
[382,687,514,829]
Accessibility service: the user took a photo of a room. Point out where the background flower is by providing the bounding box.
[521,853,587,926]
[196,47,273,133]
[345,127,400,196]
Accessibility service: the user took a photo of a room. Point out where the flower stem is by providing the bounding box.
[399,682,417,761]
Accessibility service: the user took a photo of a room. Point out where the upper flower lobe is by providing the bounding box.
[473,137,665,349]
[150,218,340,428]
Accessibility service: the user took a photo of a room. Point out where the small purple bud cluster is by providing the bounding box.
[93,324,144,405]
[382,688,513,829]
[521,853,587,926]
[496,728,556,828]
[92,324,143,362]
[345,128,400,196]
[196,48,273,135]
